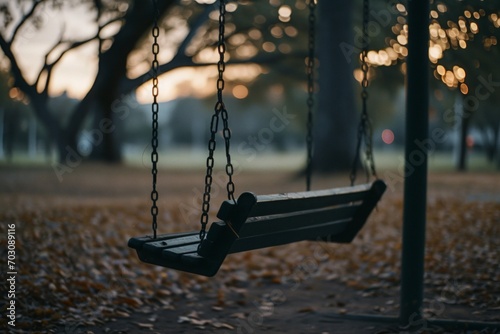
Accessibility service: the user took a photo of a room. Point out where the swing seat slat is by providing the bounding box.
[128,180,386,277]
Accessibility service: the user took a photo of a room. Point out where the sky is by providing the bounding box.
[8,2,97,98]
[4,1,218,103]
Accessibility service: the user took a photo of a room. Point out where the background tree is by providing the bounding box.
[14,0,492,175]
[312,0,356,174]
[313,0,405,174]
[0,0,177,165]
[428,1,500,170]
[0,68,33,161]
[1,0,307,165]
[370,0,500,170]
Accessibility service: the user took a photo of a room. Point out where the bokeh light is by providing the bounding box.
[232,85,249,99]
[381,129,395,145]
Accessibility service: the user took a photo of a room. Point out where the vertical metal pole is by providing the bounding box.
[0,108,4,159]
[399,0,430,326]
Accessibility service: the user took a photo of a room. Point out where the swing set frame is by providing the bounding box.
[128,0,500,331]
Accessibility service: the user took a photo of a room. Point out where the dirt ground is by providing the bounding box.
[0,164,499,333]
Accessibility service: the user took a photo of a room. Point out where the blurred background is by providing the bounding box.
[0,0,499,173]
[1,3,499,331]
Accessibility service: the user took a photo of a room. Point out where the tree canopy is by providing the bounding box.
[1,0,499,170]
[0,0,312,166]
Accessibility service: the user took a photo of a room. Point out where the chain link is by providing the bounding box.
[199,0,235,243]
[350,0,377,186]
[218,0,235,202]
[362,0,377,181]
[221,107,236,202]
[305,0,316,191]
[150,0,160,238]
[200,113,218,242]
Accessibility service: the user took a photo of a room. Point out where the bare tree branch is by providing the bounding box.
[0,34,34,95]
[10,0,46,44]
[33,35,97,96]
[97,15,125,37]
[67,0,175,136]
[119,51,292,95]
[175,4,215,58]
[33,15,125,95]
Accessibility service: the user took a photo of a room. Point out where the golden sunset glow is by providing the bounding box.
[136,68,212,103]
[7,0,499,105]
[136,64,262,104]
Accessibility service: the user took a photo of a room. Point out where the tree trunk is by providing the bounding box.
[87,102,122,162]
[313,0,357,174]
[457,103,470,171]
[487,122,499,163]
[74,0,175,163]
[26,95,70,164]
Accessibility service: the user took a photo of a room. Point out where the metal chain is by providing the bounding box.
[221,107,236,202]
[199,0,235,243]
[350,0,377,186]
[200,112,218,242]
[305,0,316,191]
[218,0,235,202]
[150,0,160,238]
[362,0,377,181]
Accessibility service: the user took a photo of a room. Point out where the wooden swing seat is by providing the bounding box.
[128,180,386,277]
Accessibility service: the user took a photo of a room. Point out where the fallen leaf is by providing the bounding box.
[135,322,154,329]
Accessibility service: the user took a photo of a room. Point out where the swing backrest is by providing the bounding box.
[198,180,387,257]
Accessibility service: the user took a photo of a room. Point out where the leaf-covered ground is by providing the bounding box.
[0,165,499,333]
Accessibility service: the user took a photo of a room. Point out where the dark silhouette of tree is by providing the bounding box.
[0,1,294,168]
[428,1,500,170]
[1,0,400,175]
[373,0,500,170]
[313,0,356,174]
[1,1,176,166]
